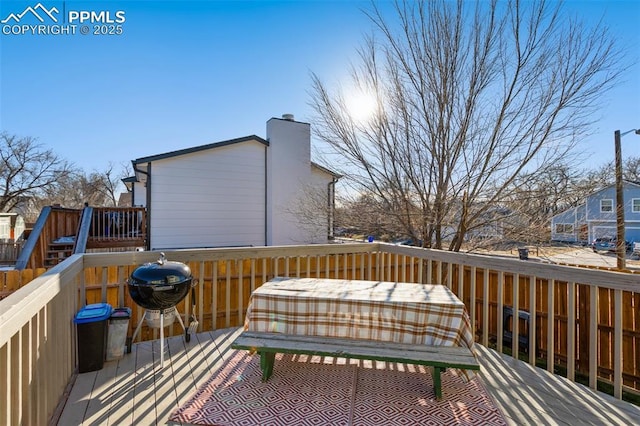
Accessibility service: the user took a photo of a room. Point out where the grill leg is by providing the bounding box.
[172,308,190,342]
[160,309,165,368]
[128,311,147,353]
[173,308,186,332]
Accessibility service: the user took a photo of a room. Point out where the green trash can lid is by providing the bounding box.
[74,303,113,324]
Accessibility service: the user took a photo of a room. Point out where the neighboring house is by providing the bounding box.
[127,115,340,250]
[117,191,132,207]
[0,212,26,242]
[465,206,512,241]
[551,181,640,244]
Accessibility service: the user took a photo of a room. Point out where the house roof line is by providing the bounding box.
[551,180,640,219]
[551,203,585,220]
[129,131,340,179]
[132,135,269,165]
[586,180,640,200]
[311,162,342,178]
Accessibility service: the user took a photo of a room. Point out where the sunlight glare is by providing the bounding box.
[346,90,378,124]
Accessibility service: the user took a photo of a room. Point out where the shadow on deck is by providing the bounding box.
[57,327,640,426]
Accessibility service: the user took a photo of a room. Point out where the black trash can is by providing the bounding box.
[518,248,529,260]
[74,303,113,373]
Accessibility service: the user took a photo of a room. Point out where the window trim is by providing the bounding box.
[632,198,640,213]
[554,223,574,234]
[600,199,613,213]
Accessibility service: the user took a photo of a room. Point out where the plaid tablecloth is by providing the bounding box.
[244,277,475,352]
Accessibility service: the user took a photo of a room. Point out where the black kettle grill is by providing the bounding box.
[127,253,197,367]
[128,253,193,310]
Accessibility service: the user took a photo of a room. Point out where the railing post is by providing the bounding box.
[614,289,623,399]
[482,269,489,347]
[588,284,599,392]
[497,272,504,353]
[547,279,555,373]
[528,275,537,366]
[567,282,576,381]
[512,274,519,357]
[470,266,476,335]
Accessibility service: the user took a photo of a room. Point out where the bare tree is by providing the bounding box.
[89,162,130,206]
[310,0,626,251]
[0,132,74,215]
[580,156,640,188]
[34,162,130,212]
[335,191,407,241]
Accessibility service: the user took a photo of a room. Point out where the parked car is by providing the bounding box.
[591,237,632,253]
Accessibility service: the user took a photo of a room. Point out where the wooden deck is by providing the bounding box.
[57,327,640,426]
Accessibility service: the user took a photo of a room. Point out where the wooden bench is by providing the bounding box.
[231,331,480,399]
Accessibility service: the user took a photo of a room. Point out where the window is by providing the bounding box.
[555,223,573,234]
[633,198,640,213]
[0,219,9,239]
[600,199,613,213]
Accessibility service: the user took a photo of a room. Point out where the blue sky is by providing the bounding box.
[1,0,639,177]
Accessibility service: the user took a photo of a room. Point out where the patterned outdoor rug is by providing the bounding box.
[170,351,507,426]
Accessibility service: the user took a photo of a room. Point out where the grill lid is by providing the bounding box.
[129,253,192,287]
[127,253,194,310]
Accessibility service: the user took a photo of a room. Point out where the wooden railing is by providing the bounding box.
[14,206,147,270]
[85,207,146,250]
[15,206,81,270]
[0,243,638,425]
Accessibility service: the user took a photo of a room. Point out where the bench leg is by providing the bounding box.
[259,351,275,381]
[433,367,442,399]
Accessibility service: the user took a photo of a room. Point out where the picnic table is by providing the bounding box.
[232,277,479,399]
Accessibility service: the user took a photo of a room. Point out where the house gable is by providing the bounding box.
[133,135,268,165]
[139,139,268,249]
[551,205,586,242]
[128,116,340,249]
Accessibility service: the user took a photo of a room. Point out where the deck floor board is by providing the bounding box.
[57,327,640,425]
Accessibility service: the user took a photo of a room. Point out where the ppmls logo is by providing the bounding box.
[1,3,59,24]
[2,2,126,36]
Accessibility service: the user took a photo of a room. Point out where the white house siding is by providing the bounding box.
[266,117,331,245]
[132,181,146,207]
[0,214,24,241]
[13,215,24,240]
[0,217,10,240]
[149,141,266,249]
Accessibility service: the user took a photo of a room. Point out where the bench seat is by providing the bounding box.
[231,331,480,399]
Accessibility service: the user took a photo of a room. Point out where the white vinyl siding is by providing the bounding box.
[149,141,266,249]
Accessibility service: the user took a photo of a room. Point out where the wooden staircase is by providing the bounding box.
[45,241,74,267]
[15,205,147,270]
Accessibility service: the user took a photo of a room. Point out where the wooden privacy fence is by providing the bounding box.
[0,242,21,264]
[0,268,47,299]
